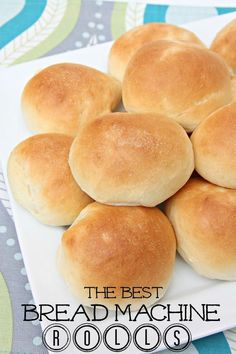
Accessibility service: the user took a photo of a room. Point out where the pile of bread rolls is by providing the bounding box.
[7,20,236,309]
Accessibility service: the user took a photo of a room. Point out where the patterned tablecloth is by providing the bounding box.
[0,1,236,353]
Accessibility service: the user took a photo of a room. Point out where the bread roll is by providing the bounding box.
[58,203,176,309]
[166,178,236,280]
[69,112,194,206]
[211,19,236,74]
[191,102,236,188]
[123,40,232,132]
[8,134,93,226]
[108,23,204,81]
[22,63,121,137]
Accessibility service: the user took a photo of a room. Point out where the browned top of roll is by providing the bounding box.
[108,22,204,81]
[69,112,194,206]
[21,63,121,136]
[123,40,232,132]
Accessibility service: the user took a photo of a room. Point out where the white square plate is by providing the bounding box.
[0,12,236,354]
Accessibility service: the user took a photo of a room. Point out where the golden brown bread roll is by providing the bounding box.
[58,202,176,309]
[21,63,121,137]
[69,112,194,206]
[123,40,232,132]
[191,102,236,189]
[108,22,204,81]
[165,178,236,280]
[211,19,236,74]
[7,134,93,226]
